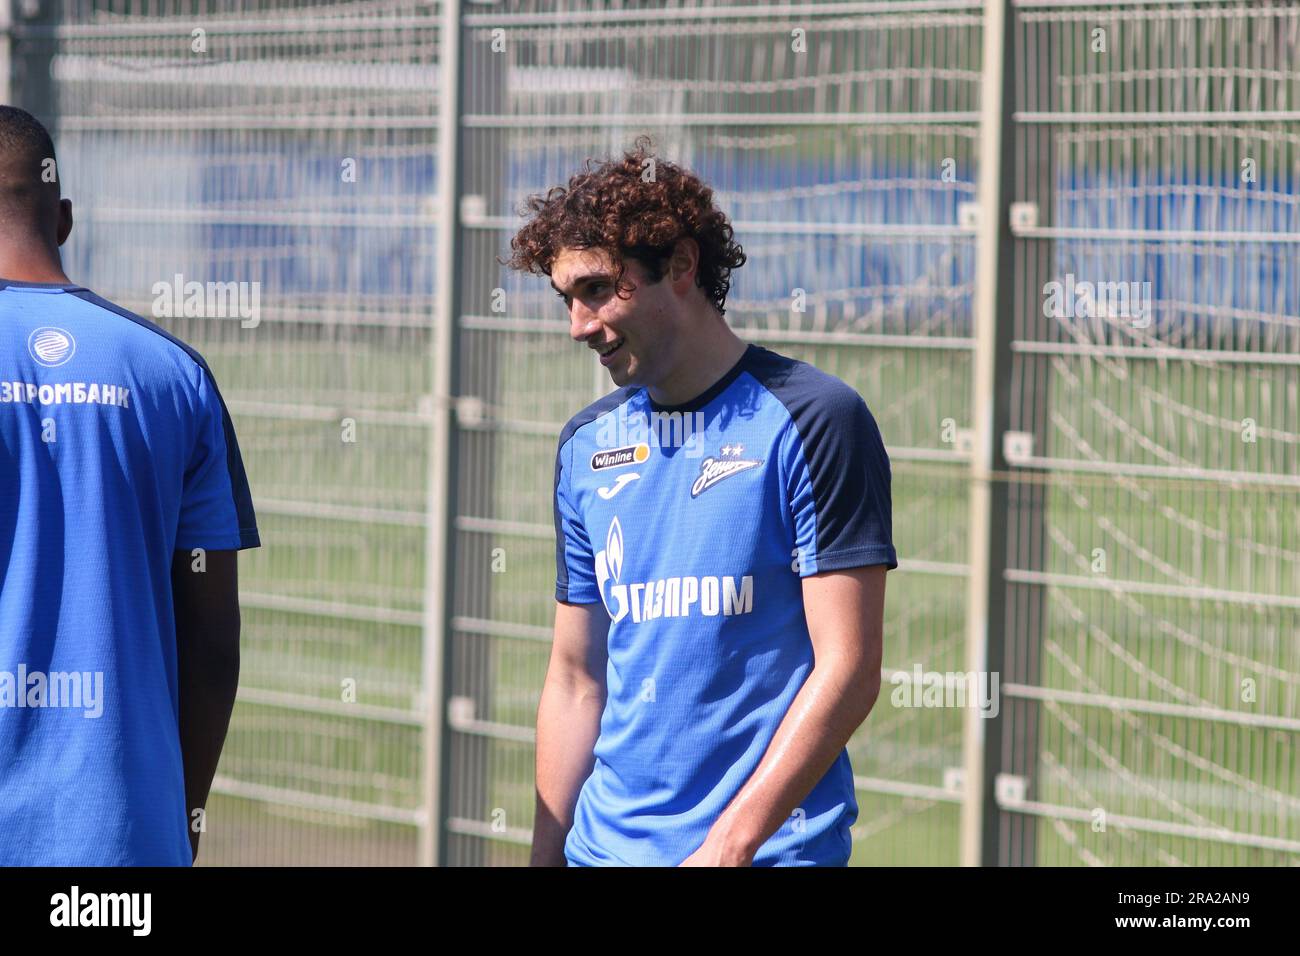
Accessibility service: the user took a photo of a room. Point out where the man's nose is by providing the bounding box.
[570,307,600,342]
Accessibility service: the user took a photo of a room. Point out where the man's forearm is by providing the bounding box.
[531,681,603,866]
[706,659,880,864]
[177,622,240,862]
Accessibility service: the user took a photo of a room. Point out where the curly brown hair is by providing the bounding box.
[501,136,747,316]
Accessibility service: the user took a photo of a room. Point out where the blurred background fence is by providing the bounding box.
[3,0,1295,865]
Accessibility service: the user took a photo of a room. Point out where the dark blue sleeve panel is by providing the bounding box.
[176,363,262,552]
[554,387,635,603]
[758,353,898,575]
[554,430,599,604]
[187,356,260,551]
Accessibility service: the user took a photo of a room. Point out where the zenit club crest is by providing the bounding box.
[691,444,762,498]
[591,442,650,471]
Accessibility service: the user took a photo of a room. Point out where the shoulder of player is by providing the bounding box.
[743,345,872,430]
[556,384,640,454]
[69,287,216,381]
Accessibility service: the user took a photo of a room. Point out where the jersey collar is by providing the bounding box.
[646,343,758,415]
[0,277,86,292]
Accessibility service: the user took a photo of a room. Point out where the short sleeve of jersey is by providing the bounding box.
[176,362,261,552]
[785,386,898,576]
[554,433,599,603]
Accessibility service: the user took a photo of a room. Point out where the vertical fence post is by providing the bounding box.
[0,1,12,106]
[7,0,55,122]
[962,0,1017,868]
[451,11,507,868]
[421,0,463,869]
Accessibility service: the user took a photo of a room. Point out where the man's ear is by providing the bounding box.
[56,198,73,246]
[669,237,699,286]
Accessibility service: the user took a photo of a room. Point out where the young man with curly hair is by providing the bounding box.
[509,139,897,867]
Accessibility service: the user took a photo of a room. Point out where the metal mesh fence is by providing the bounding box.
[997,0,1299,866]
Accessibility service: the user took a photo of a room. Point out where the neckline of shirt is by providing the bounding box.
[645,343,758,415]
[0,277,86,292]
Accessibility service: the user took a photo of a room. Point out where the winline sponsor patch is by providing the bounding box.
[591,442,650,471]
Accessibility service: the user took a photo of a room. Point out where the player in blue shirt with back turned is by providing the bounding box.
[0,106,260,865]
[509,137,897,866]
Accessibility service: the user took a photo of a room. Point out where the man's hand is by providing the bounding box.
[687,564,888,864]
[678,832,755,866]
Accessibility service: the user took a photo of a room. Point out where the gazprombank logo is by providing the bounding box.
[27,327,75,367]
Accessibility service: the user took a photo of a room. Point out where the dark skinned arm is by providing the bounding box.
[170,548,242,864]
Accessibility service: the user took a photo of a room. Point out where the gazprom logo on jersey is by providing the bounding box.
[27,327,76,367]
[594,403,706,458]
[593,516,754,624]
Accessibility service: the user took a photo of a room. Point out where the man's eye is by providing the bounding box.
[555,283,605,302]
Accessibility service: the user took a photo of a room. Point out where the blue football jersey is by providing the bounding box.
[554,342,897,866]
[0,279,259,865]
